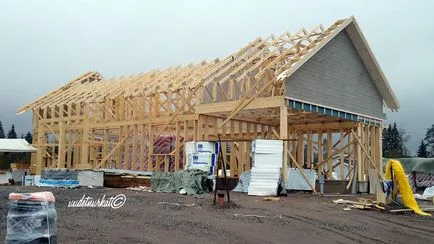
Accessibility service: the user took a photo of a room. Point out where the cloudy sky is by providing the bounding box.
[1,0,433,154]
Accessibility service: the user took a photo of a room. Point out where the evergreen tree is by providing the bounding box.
[424,124,434,157]
[25,132,33,144]
[382,122,408,158]
[7,124,17,139]
[417,139,429,158]
[20,133,24,139]
[0,121,5,138]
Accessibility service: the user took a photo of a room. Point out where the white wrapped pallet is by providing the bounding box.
[252,139,283,154]
[187,153,216,166]
[184,141,218,175]
[252,154,283,168]
[196,141,218,153]
[185,141,196,155]
[248,140,282,196]
[185,141,219,154]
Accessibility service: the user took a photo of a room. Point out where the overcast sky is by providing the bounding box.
[1,0,433,154]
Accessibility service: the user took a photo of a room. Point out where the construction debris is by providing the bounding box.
[389,208,434,213]
[234,214,282,219]
[332,198,383,211]
[158,202,195,207]
[126,186,151,192]
[263,197,280,201]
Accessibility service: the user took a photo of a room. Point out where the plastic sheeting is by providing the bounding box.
[233,171,251,193]
[77,171,104,187]
[414,186,434,201]
[6,192,57,244]
[385,160,431,216]
[0,172,9,184]
[286,168,316,191]
[151,169,212,196]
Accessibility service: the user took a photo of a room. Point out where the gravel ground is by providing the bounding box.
[1,186,434,244]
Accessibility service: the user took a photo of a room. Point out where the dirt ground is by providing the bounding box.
[1,186,433,244]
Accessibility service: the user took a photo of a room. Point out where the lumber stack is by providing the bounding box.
[248,140,283,196]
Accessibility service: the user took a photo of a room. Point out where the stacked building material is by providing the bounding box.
[184,141,219,175]
[6,192,57,243]
[248,140,283,196]
[38,169,79,188]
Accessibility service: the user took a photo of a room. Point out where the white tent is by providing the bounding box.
[0,139,37,153]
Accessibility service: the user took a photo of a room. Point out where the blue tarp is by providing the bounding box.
[38,179,79,188]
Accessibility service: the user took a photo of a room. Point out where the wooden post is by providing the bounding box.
[376,126,382,173]
[280,103,288,182]
[66,129,73,169]
[357,124,363,181]
[132,125,137,169]
[78,107,92,169]
[307,129,312,169]
[148,124,154,171]
[327,130,332,179]
[339,128,344,180]
[139,124,145,170]
[318,131,323,174]
[364,125,369,180]
[57,121,66,168]
[124,125,131,170]
[73,129,80,169]
[370,126,376,174]
[36,120,45,174]
[174,121,180,171]
[117,126,123,169]
[297,131,304,168]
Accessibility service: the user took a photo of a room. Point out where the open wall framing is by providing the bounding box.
[18,17,398,183]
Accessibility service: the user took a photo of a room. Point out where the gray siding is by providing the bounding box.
[285,31,385,119]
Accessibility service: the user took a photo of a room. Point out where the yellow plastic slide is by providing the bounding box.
[385,159,431,216]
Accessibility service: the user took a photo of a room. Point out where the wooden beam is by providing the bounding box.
[196,96,283,114]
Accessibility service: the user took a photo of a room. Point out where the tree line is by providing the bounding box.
[0,121,32,142]
[383,122,434,158]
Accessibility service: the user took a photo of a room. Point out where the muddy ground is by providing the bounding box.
[1,186,433,244]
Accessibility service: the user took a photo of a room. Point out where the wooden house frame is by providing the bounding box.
[17,17,399,183]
